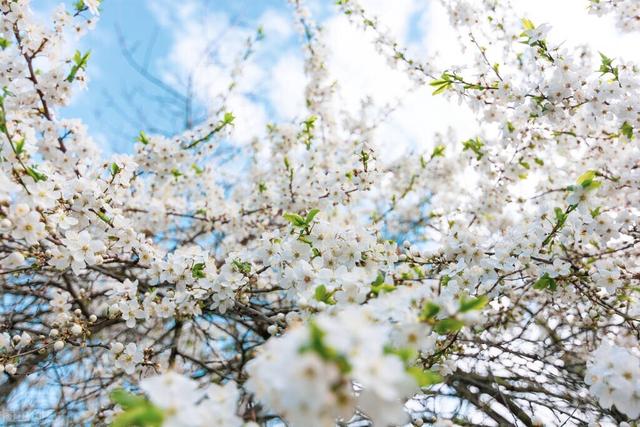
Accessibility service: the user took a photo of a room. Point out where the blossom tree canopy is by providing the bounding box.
[1,0,640,426]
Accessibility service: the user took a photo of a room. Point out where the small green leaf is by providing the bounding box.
[434,318,464,334]
[136,131,150,145]
[95,210,112,225]
[533,273,557,291]
[407,367,443,386]
[25,166,47,182]
[66,50,90,82]
[621,121,634,140]
[110,389,148,410]
[420,302,440,320]
[305,209,320,224]
[462,137,484,160]
[430,144,446,159]
[111,405,164,427]
[314,284,336,305]
[191,262,206,279]
[283,212,306,227]
[231,259,252,275]
[459,295,488,313]
[15,138,25,155]
[110,163,121,176]
[223,112,235,124]
[521,18,536,31]
[577,170,596,186]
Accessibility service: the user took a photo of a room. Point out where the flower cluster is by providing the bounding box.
[585,341,640,418]
[588,0,640,33]
[138,371,244,427]
[246,285,487,426]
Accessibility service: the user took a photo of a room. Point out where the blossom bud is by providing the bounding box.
[111,342,124,354]
[89,314,98,323]
[5,364,17,375]
[267,325,278,335]
[54,340,65,351]
[70,324,83,336]
[50,329,59,337]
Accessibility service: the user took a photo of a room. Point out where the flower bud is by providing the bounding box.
[70,324,83,336]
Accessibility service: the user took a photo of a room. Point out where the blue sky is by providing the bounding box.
[56,0,297,153]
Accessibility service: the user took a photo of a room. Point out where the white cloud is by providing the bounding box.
[268,53,306,120]
[259,9,295,41]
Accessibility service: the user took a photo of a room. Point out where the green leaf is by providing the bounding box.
[371,273,396,295]
[521,18,536,31]
[371,282,395,295]
[223,112,235,124]
[434,318,464,334]
[0,38,10,50]
[533,273,557,291]
[111,405,164,427]
[66,50,90,82]
[576,170,596,186]
[459,295,488,313]
[14,138,25,156]
[95,210,112,225]
[110,389,148,410]
[191,164,204,175]
[136,131,150,145]
[314,284,336,305]
[305,208,320,224]
[430,144,446,159]
[25,166,47,182]
[191,262,206,279]
[621,121,634,140]
[554,207,567,227]
[598,52,620,82]
[283,212,306,227]
[110,163,121,176]
[420,301,440,320]
[429,73,454,95]
[231,259,251,275]
[407,367,443,387]
[462,137,484,160]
